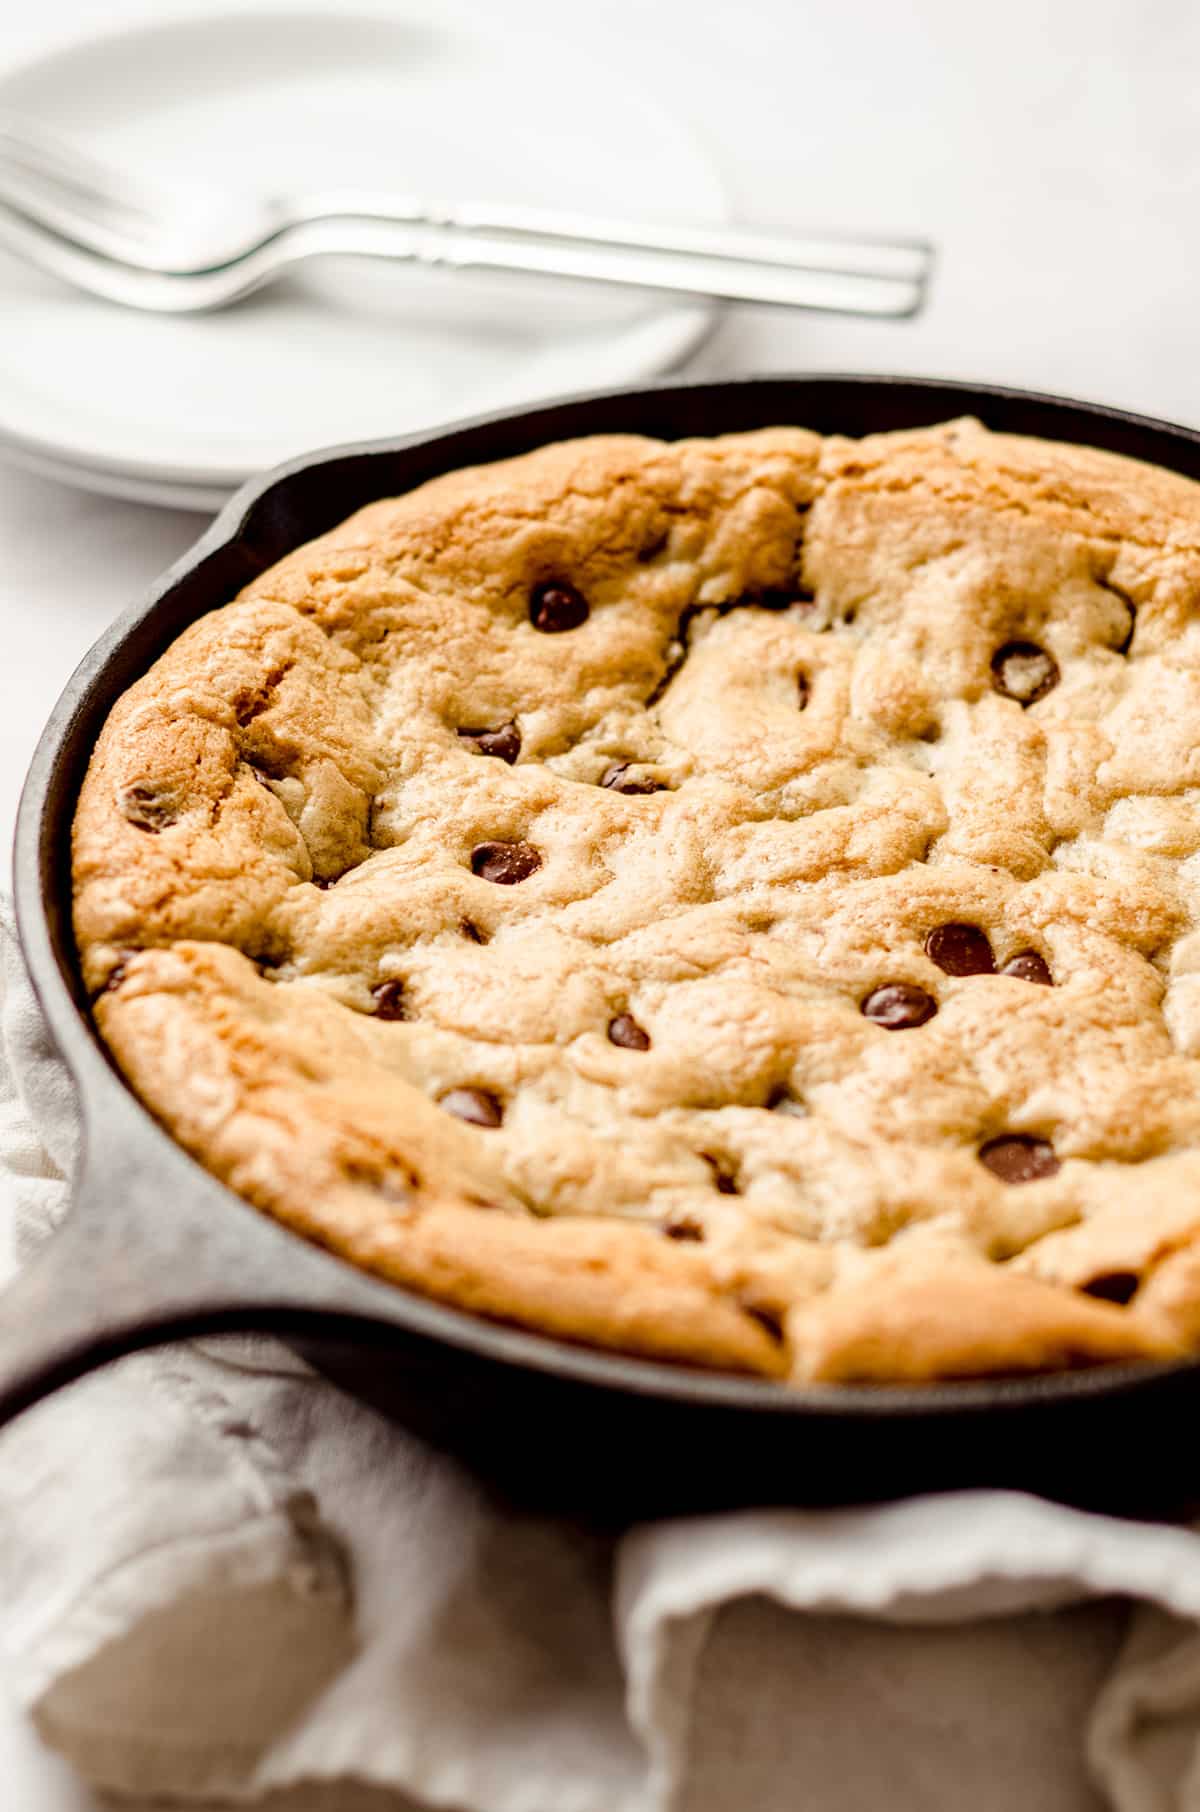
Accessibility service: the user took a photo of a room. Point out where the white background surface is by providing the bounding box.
[2,0,1200,1803]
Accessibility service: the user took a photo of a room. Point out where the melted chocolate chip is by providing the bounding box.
[1080,1271,1140,1305]
[458,721,521,764]
[608,1012,650,1050]
[530,580,588,633]
[371,980,406,1020]
[116,781,178,833]
[991,641,1060,705]
[600,763,663,795]
[439,1086,504,1128]
[663,1216,705,1242]
[797,671,810,710]
[470,840,542,884]
[978,1134,1060,1184]
[1000,949,1053,986]
[925,923,996,977]
[861,983,937,1030]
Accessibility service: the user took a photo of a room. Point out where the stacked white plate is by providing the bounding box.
[0,2,725,508]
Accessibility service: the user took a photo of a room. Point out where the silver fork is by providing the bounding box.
[0,116,933,318]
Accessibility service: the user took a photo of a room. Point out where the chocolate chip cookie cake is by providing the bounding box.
[71,420,1200,1383]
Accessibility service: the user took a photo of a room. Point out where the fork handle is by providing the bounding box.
[293,193,931,317]
[313,192,931,279]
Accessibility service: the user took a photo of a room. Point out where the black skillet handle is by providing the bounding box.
[0,1099,362,1427]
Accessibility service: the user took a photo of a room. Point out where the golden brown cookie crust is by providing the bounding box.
[72,421,1200,1382]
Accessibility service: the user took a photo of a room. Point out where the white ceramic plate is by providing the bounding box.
[0,3,724,508]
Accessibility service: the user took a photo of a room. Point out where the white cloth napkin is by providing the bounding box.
[5,903,1200,1812]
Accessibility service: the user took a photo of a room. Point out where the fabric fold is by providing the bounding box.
[4,902,1200,1812]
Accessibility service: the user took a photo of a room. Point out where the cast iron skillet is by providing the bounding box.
[9,374,1200,1521]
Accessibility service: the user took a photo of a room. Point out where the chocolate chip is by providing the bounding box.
[703,1154,740,1195]
[925,923,996,976]
[1000,949,1053,985]
[861,983,937,1029]
[530,580,588,633]
[116,781,178,832]
[439,1086,504,1128]
[978,1135,1060,1184]
[458,721,521,764]
[1080,1270,1140,1305]
[663,1216,705,1242]
[608,1012,650,1050]
[991,641,1060,705]
[797,671,810,710]
[470,840,542,884]
[600,763,663,795]
[371,980,406,1020]
[460,918,488,944]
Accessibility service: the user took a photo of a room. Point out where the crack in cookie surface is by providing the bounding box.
[71,422,1200,1381]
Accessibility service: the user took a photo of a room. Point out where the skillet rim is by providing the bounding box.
[15,368,1200,1421]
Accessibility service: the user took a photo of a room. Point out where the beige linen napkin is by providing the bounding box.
[3,899,1200,1812]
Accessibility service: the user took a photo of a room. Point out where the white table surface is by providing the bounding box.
[3,0,1200,1802]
